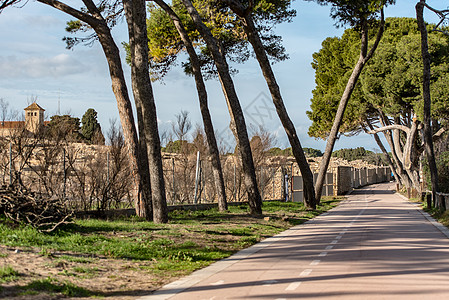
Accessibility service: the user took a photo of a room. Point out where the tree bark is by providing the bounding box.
[36,0,151,218]
[316,15,385,203]
[123,0,153,220]
[378,113,412,189]
[153,0,227,211]
[123,0,168,222]
[365,122,401,184]
[417,0,441,208]
[370,115,421,191]
[181,0,262,214]
[227,4,315,208]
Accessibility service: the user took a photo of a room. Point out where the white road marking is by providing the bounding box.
[210,280,224,286]
[286,282,302,291]
[310,260,320,266]
[335,235,342,240]
[318,251,328,257]
[300,269,312,277]
[262,280,278,286]
[331,240,338,244]
[325,245,334,250]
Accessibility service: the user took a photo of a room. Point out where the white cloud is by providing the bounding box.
[0,54,88,78]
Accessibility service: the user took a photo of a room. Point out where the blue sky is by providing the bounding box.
[0,0,445,151]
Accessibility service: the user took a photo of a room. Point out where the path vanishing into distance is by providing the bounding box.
[140,182,449,300]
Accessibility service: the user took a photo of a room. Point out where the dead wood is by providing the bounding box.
[0,186,73,232]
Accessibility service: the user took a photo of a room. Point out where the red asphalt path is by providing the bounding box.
[139,182,449,299]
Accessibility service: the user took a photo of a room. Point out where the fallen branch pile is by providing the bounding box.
[0,187,73,232]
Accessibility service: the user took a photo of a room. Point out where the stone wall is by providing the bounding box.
[292,166,392,202]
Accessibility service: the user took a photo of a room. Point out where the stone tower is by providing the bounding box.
[24,102,45,134]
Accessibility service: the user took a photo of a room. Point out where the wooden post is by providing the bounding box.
[426,193,432,209]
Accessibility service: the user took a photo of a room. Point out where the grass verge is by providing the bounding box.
[0,197,343,298]
[0,265,19,283]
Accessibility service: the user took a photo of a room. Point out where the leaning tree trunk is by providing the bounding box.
[37,0,152,218]
[91,26,150,218]
[153,0,227,211]
[417,0,441,208]
[181,0,262,214]
[238,12,316,209]
[378,112,412,188]
[316,15,384,203]
[123,0,168,222]
[366,122,401,184]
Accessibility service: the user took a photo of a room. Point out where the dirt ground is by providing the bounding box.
[0,244,179,299]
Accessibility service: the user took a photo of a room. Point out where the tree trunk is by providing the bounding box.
[123,0,168,222]
[37,0,152,218]
[238,12,316,209]
[181,0,262,214]
[315,15,384,203]
[123,0,153,219]
[417,0,441,208]
[153,0,227,211]
[369,114,421,191]
[366,122,401,184]
[315,28,367,203]
[378,112,411,188]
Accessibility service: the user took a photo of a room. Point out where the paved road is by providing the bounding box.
[140,183,449,299]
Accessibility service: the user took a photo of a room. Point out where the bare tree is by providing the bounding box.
[172,110,192,143]
[0,98,9,126]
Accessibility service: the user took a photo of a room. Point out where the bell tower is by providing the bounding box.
[24,102,45,134]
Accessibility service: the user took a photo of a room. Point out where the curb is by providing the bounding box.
[396,192,449,239]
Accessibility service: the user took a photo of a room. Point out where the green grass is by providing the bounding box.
[21,277,93,297]
[423,203,449,227]
[58,255,95,263]
[0,197,342,289]
[413,196,449,228]
[0,265,20,283]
